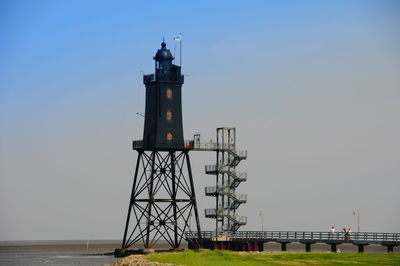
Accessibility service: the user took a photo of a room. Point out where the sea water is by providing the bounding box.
[0,240,121,266]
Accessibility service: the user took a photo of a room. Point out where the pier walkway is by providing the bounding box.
[186,231,400,253]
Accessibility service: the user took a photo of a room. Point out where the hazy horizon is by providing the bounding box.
[1,0,399,241]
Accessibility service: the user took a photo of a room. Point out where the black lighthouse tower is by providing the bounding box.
[121,41,201,250]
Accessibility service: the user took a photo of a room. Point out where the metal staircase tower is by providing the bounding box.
[202,128,247,235]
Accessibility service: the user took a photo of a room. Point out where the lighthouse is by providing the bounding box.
[120,41,201,251]
[142,41,185,149]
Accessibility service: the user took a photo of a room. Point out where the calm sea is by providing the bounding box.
[0,240,147,266]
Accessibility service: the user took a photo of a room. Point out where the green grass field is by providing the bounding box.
[147,250,400,265]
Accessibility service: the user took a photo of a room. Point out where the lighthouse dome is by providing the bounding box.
[154,42,174,61]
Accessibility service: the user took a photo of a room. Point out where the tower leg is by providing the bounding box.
[122,151,142,248]
[145,152,156,248]
[171,152,178,248]
[186,152,202,246]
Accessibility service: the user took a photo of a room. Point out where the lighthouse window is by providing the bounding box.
[166,132,173,141]
[166,110,172,121]
[166,89,172,99]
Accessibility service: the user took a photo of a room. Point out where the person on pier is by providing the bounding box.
[330,226,336,239]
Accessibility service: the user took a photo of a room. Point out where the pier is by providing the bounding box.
[186,231,400,253]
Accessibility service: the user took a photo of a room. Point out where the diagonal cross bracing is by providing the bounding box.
[122,150,201,249]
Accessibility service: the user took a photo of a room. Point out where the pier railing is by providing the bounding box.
[186,231,400,244]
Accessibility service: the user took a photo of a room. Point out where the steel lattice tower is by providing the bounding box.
[121,41,201,250]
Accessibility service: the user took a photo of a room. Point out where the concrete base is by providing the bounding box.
[114,248,155,257]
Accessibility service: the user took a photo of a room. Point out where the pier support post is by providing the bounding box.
[330,244,337,253]
[258,242,264,251]
[358,244,366,253]
[353,241,369,253]
[300,241,315,252]
[252,242,258,251]
[213,241,218,250]
[382,242,398,253]
[281,242,287,251]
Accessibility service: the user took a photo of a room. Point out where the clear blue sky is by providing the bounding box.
[1,0,399,240]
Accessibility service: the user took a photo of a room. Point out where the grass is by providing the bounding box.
[147,249,400,265]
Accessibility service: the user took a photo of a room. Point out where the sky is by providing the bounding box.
[0,0,399,241]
